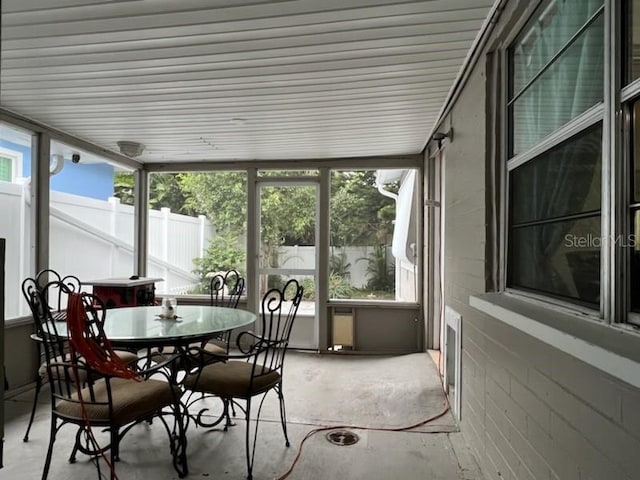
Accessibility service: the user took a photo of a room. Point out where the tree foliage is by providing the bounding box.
[114,170,396,249]
[113,172,134,205]
[260,185,315,248]
[179,172,247,232]
[150,173,195,215]
[177,174,316,270]
[191,231,246,292]
[113,169,399,290]
[330,171,396,246]
[113,172,196,215]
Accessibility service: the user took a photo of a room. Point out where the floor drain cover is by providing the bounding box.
[326,430,359,446]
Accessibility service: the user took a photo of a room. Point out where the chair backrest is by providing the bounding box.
[209,269,245,309]
[34,269,82,316]
[22,276,50,335]
[23,270,82,371]
[250,279,303,376]
[22,278,136,414]
[22,277,79,401]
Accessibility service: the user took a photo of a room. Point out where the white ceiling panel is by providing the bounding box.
[1,0,497,164]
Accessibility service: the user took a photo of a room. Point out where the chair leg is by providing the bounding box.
[110,427,118,480]
[244,397,253,480]
[111,427,120,461]
[69,427,82,464]
[223,398,234,431]
[41,416,58,480]
[24,375,43,442]
[277,384,290,447]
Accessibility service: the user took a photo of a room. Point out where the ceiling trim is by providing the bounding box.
[145,154,422,172]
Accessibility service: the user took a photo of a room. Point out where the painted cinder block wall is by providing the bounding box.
[434,2,640,479]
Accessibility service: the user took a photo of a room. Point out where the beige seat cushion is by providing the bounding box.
[184,360,280,398]
[201,342,226,356]
[39,350,139,380]
[55,377,180,426]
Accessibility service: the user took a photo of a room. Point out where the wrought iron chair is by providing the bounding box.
[183,278,303,480]
[23,270,81,442]
[22,270,138,442]
[152,269,245,366]
[22,279,188,480]
[204,269,245,355]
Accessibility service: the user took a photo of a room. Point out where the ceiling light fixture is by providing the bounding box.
[117,141,145,158]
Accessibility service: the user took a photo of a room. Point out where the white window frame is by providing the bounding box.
[501,1,629,324]
[0,146,23,182]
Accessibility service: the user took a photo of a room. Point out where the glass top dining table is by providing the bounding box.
[54,304,257,348]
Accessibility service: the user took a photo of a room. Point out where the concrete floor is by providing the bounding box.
[1,351,484,480]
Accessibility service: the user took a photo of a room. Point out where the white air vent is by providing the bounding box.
[444,306,461,419]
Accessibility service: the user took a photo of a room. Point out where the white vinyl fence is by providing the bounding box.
[2,181,213,319]
[279,245,381,288]
[279,245,416,301]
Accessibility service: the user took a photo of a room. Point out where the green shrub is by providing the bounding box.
[329,273,353,298]
[192,232,245,293]
[360,244,394,292]
[268,275,285,290]
[329,250,351,278]
[299,273,353,300]
[301,277,316,300]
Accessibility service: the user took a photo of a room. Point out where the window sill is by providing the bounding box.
[469,292,640,389]
[328,299,419,308]
[5,315,34,328]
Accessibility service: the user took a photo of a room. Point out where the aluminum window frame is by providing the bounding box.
[504,0,610,319]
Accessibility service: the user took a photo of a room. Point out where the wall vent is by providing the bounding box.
[444,306,461,419]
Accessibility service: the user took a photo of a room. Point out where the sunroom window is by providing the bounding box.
[508,125,602,304]
[329,169,419,302]
[624,1,640,321]
[506,0,604,306]
[509,0,604,156]
[630,100,640,314]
